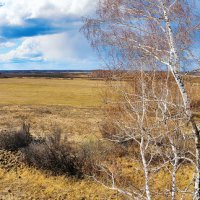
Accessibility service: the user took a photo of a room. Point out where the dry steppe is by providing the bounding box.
[0,78,122,200]
[0,76,199,200]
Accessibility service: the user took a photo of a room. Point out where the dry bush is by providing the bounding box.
[21,128,112,178]
[21,127,125,178]
[0,123,32,151]
[77,139,104,176]
[0,122,116,178]
[22,127,83,177]
[101,112,195,166]
[78,139,126,177]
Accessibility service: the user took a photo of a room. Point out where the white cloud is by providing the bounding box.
[0,38,42,61]
[0,0,99,69]
[0,0,98,25]
[0,32,98,65]
[0,41,15,48]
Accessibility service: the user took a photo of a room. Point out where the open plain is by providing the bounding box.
[0,76,199,200]
[0,78,121,200]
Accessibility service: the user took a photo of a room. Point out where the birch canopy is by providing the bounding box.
[83,0,199,70]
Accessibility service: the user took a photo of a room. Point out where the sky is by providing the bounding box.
[0,1,199,71]
[0,0,99,70]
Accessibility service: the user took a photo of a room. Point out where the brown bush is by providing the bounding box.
[0,123,32,151]
[22,128,84,177]
[22,129,124,178]
[77,139,119,175]
[0,123,124,178]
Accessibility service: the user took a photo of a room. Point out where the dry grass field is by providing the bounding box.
[0,78,105,142]
[0,78,120,200]
[0,167,119,200]
[0,78,103,107]
[0,77,199,199]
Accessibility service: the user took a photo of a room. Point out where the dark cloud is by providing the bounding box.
[0,17,81,39]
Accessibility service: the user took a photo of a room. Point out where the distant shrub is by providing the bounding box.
[0,123,121,178]
[77,139,106,176]
[0,123,32,151]
[22,127,86,177]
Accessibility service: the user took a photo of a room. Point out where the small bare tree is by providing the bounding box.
[82,0,200,199]
[99,69,195,199]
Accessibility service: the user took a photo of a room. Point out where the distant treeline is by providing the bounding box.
[90,70,200,80]
[0,70,94,79]
[0,69,199,79]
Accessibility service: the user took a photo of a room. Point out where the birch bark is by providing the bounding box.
[160,2,200,198]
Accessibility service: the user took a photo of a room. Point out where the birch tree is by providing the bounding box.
[82,0,200,198]
[99,70,195,199]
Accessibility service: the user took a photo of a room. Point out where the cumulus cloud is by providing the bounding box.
[0,38,42,61]
[0,41,15,48]
[0,32,98,67]
[0,0,97,25]
[0,0,99,69]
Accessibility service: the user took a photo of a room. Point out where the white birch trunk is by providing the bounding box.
[140,137,151,200]
[161,2,200,198]
[170,138,178,200]
[194,135,200,200]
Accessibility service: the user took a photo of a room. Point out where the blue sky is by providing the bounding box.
[0,0,99,70]
[0,1,199,70]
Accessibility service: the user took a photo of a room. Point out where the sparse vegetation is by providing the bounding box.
[0,75,199,199]
[22,128,94,178]
[0,123,32,151]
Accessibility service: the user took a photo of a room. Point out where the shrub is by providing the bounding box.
[77,139,105,176]
[0,124,120,178]
[22,128,84,177]
[0,123,32,151]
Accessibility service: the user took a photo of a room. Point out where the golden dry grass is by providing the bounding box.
[0,78,113,199]
[0,77,199,199]
[0,105,102,143]
[0,168,121,200]
[0,78,103,107]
